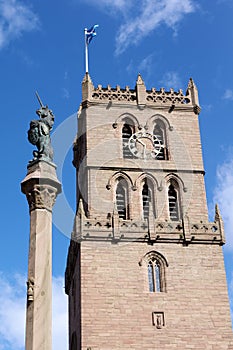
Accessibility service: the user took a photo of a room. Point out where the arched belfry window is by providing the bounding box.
[142,179,154,220]
[143,251,168,293]
[122,123,133,158]
[168,182,180,221]
[153,120,167,160]
[116,178,128,219]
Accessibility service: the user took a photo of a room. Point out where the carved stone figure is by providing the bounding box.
[28,93,54,163]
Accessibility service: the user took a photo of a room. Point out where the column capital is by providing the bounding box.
[25,184,59,212]
[21,160,62,212]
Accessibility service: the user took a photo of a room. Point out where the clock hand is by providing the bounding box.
[137,138,145,147]
[143,145,146,159]
[136,138,146,158]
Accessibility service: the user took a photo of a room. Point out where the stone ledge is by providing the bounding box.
[72,216,224,246]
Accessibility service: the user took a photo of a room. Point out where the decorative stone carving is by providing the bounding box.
[92,84,137,102]
[28,93,54,163]
[152,311,165,329]
[82,74,201,114]
[146,87,190,105]
[72,214,224,245]
[26,184,58,212]
[91,84,191,105]
[27,277,35,302]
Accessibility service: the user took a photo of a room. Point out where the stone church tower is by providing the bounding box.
[65,73,233,349]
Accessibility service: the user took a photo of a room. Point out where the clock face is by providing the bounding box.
[128,131,164,159]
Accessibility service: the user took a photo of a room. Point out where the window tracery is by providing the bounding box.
[144,251,168,293]
[148,259,161,292]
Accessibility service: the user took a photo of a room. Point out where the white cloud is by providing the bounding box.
[115,0,197,54]
[85,0,129,13]
[213,158,233,250]
[0,273,68,350]
[84,0,197,54]
[138,54,154,75]
[160,71,182,89]
[223,89,233,101]
[0,0,39,49]
[64,71,69,80]
[0,273,26,349]
[126,59,134,74]
[126,55,154,77]
[202,104,213,112]
[62,88,70,99]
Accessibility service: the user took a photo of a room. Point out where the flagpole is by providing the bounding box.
[84,28,89,73]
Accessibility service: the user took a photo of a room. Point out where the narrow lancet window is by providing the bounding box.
[122,124,133,158]
[168,184,179,221]
[153,121,167,160]
[148,261,154,292]
[147,258,161,292]
[142,182,151,219]
[143,251,168,293]
[116,178,128,219]
[155,263,161,292]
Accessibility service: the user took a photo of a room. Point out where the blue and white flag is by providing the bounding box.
[86,24,99,45]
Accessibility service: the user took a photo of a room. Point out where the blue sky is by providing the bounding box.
[0,0,233,349]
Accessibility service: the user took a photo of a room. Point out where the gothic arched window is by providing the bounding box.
[168,182,180,221]
[148,260,161,292]
[116,178,128,219]
[122,123,133,158]
[144,251,168,293]
[153,120,168,160]
[142,180,154,220]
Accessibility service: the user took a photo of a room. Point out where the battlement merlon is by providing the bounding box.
[81,73,201,114]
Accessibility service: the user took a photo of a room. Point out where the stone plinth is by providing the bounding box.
[21,160,61,350]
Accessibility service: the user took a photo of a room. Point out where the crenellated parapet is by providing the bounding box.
[82,73,201,114]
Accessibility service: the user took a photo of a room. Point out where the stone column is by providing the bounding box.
[21,160,61,350]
